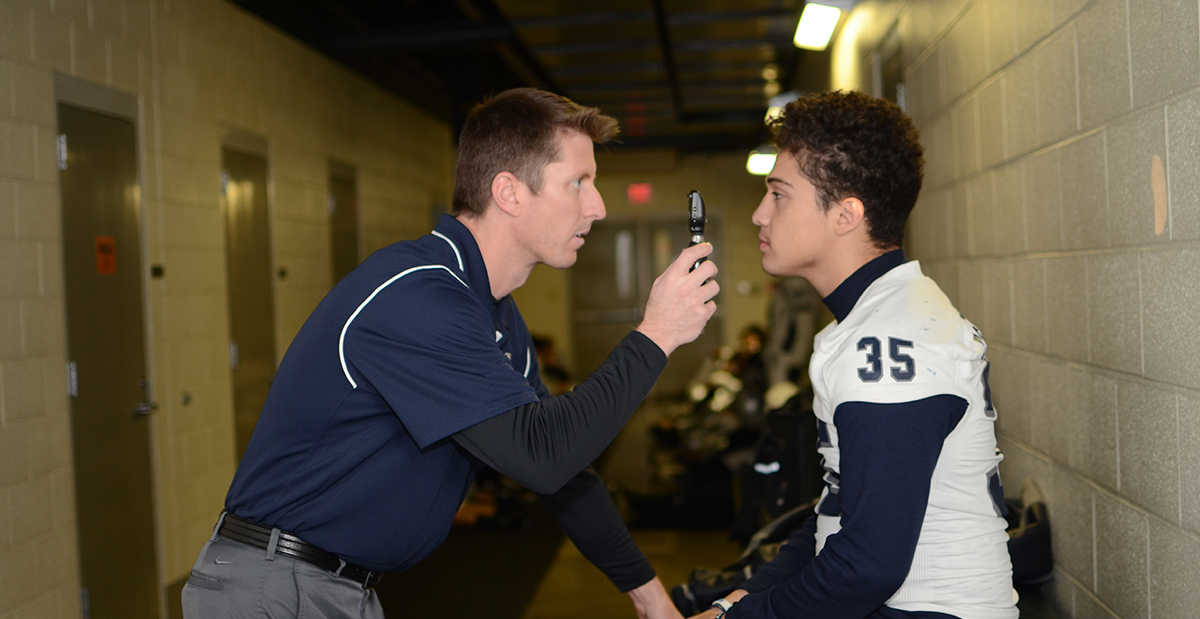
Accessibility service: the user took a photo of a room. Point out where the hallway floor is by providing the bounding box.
[521,527,741,619]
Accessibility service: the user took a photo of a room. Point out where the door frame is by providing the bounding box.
[54,73,165,617]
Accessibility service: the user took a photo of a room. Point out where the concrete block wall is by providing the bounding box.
[0,0,454,617]
[832,1,1200,617]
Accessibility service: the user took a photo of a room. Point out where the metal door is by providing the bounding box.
[221,148,277,462]
[571,221,643,386]
[328,162,360,284]
[58,103,158,619]
[570,217,723,398]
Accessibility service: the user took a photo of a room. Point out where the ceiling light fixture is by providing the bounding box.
[765,91,801,124]
[793,1,854,51]
[746,146,777,176]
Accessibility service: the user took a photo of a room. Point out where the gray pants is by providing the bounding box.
[182,520,385,619]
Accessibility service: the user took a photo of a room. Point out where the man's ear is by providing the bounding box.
[833,197,867,237]
[491,172,521,217]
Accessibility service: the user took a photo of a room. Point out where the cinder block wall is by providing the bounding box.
[0,0,454,616]
[832,1,1200,617]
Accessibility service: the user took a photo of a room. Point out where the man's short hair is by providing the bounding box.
[770,90,924,249]
[452,88,620,217]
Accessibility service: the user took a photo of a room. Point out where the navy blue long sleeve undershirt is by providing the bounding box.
[451,330,666,592]
[728,395,967,619]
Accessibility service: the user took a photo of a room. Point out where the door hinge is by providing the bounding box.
[57,134,68,171]
[220,170,231,196]
[229,341,239,369]
[66,361,78,398]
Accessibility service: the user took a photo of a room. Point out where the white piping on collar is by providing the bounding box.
[431,230,464,272]
[524,348,532,378]
[340,264,469,388]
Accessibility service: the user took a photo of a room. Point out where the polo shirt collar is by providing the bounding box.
[822,248,907,322]
[433,214,497,306]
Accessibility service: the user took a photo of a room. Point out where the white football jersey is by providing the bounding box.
[809,260,1017,619]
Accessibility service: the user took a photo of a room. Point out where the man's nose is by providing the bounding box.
[589,188,606,220]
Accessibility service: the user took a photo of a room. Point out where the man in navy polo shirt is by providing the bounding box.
[182,88,719,619]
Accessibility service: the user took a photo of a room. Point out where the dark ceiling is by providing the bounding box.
[230,0,833,152]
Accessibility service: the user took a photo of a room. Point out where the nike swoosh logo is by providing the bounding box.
[214,558,235,565]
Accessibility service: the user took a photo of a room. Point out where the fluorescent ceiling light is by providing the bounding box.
[765,91,801,124]
[793,3,843,51]
[746,151,776,176]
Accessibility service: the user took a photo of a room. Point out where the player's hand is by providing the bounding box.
[637,243,719,356]
[627,577,684,619]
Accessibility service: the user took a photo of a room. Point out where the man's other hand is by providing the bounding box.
[627,577,684,619]
[637,243,719,356]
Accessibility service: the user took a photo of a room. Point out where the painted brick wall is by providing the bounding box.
[833,1,1200,617]
[0,0,454,616]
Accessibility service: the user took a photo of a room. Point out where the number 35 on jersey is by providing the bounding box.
[856,336,915,382]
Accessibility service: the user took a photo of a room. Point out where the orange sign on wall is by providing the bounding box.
[95,236,116,274]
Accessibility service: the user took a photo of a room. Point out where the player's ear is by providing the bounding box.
[491,172,521,217]
[833,197,866,236]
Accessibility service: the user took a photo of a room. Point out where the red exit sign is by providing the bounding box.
[627,183,653,204]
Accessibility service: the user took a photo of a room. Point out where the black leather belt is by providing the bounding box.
[217,513,384,589]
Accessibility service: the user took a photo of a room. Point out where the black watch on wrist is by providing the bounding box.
[711,598,734,619]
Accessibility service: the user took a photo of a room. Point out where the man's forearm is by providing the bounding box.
[452,330,666,494]
[538,467,657,592]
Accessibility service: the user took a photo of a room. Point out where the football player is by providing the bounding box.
[697,91,1017,619]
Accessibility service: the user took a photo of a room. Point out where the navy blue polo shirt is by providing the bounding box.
[225,215,544,572]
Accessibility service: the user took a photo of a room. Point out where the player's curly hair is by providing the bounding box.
[770,90,923,249]
[453,88,619,217]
